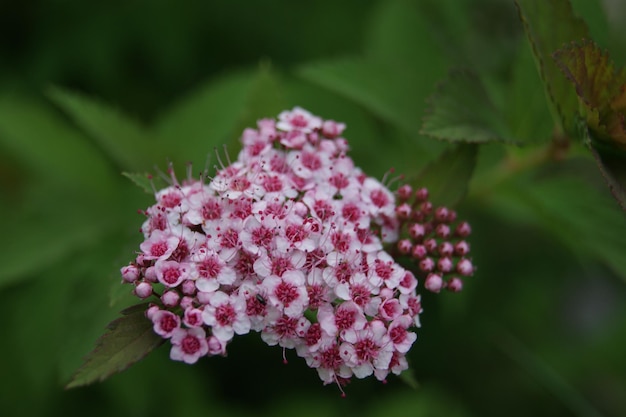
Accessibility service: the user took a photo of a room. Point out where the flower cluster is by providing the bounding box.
[120,107,472,390]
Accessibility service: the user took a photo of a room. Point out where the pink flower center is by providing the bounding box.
[160,314,178,333]
[305,323,321,346]
[301,152,321,171]
[275,281,299,307]
[274,316,298,338]
[215,304,236,326]
[389,326,407,344]
[329,173,349,189]
[162,267,181,285]
[271,257,292,277]
[354,338,378,362]
[202,199,222,220]
[263,176,283,192]
[313,200,333,221]
[331,232,352,253]
[286,224,307,243]
[320,344,342,369]
[290,114,309,128]
[341,203,361,222]
[181,335,201,354]
[370,189,389,208]
[198,256,221,278]
[374,259,393,280]
[150,242,168,257]
[334,261,353,284]
[350,284,370,308]
[220,229,239,248]
[246,296,266,316]
[161,192,181,208]
[252,226,274,249]
[335,309,356,331]
[307,284,325,309]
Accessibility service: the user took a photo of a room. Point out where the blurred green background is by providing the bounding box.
[1,1,626,416]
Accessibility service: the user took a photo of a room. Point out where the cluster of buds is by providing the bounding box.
[120,107,472,392]
[394,186,474,293]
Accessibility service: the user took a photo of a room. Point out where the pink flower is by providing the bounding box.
[277,107,322,134]
[202,291,250,343]
[154,260,189,288]
[340,320,393,379]
[170,328,209,364]
[151,310,181,338]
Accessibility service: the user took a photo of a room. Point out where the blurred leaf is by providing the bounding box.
[0,187,115,289]
[494,175,626,281]
[421,70,513,144]
[155,71,260,171]
[66,303,163,389]
[515,0,589,136]
[229,63,287,147]
[0,94,116,194]
[414,144,478,207]
[506,40,555,143]
[398,368,419,390]
[47,86,158,171]
[554,40,626,149]
[587,131,626,211]
[496,331,605,417]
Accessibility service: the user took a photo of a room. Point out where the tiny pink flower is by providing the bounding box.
[155,260,189,288]
[170,327,209,364]
[277,107,322,134]
[152,310,181,338]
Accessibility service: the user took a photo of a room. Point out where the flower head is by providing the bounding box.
[120,107,474,392]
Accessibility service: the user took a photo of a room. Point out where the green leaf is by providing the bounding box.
[496,330,605,417]
[47,86,158,171]
[494,174,626,281]
[553,40,626,148]
[413,144,478,207]
[122,171,163,195]
[515,0,589,136]
[421,70,513,144]
[154,69,254,170]
[0,186,115,289]
[65,303,163,389]
[0,94,116,195]
[587,131,626,211]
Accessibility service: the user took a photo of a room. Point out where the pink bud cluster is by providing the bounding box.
[120,107,469,390]
[395,185,474,293]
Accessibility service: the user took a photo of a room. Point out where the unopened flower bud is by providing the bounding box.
[409,223,425,240]
[434,207,449,223]
[144,266,158,282]
[135,282,153,299]
[411,244,427,259]
[455,221,472,237]
[457,258,474,276]
[424,238,438,253]
[396,203,412,219]
[454,241,470,256]
[397,184,413,200]
[435,224,450,239]
[397,239,412,254]
[425,273,443,293]
[121,264,140,283]
[415,187,429,202]
[437,257,453,273]
[161,290,180,307]
[446,277,463,292]
[182,279,196,295]
[420,201,433,215]
[438,241,454,257]
[419,257,435,272]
